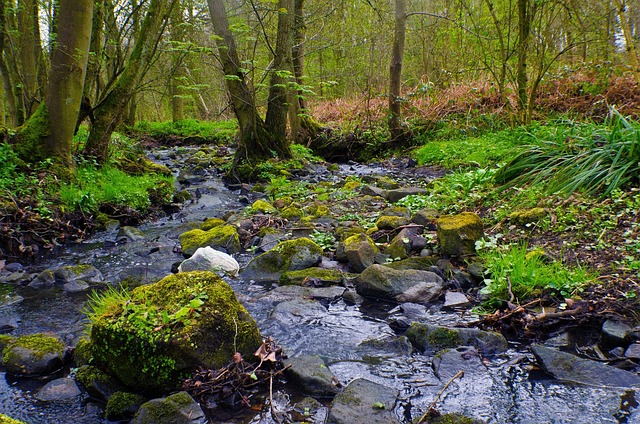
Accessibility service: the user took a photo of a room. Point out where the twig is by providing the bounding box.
[417,370,464,424]
[507,276,515,304]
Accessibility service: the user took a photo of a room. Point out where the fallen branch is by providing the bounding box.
[417,370,464,423]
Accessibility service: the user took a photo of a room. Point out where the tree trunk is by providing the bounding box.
[265,0,294,153]
[207,0,291,181]
[170,3,186,122]
[0,0,18,126]
[84,0,177,164]
[13,0,93,168]
[615,0,640,83]
[388,0,412,144]
[516,0,531,123]
[17,0,41,118]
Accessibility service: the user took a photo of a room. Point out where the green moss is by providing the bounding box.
[251,199,277,214]
[115,155,172,177]
[509,207,547,225]
[3,333,64,364]
[179,225,241,256]
[255,238,323,274]
[135,391,197,422]
[201,217,225,231]
[344,233,378,253]
[375,215,410,230]
[279,268,344,286]
[0,334,15,353]
[88,272,261,391]
[427,413,482,424]
[105,391,146,419]
[281,205,303,220]
[0,414,27,424]
[381,206,411,218]
[73,338,93,366]
[75,365,112,387]
[343,181,361,191]
[437,212,483,256]
[427,327,462,347]
[306,203,330,218]
[13,103,51,163]
[335,226,364,241]
[384,238,410,260]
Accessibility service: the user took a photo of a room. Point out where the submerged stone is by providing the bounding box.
[284,355,341,396]
[328,378,399,424]
[406,322,507,355]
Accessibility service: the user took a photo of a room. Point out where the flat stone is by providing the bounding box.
[531,345,640,388]
[625,343,640,359]
[284,355,341,396]
[406,322,508,355]
[443,291,471,309]
[63,280,90,293]
[602,320,633,346]
[271,299,328,324]
[356,264,444,304]
[384,187,428,203]
[36,378,81,402]
[328,378,399,424]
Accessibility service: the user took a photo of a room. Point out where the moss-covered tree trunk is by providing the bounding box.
[13,0,93,168]
[17,0,42,118]
[0,0,18,127]
[388,0,412,145]
[207,0,291,181]
[83,0,177,164]
[516,0,531,124]
[170,3,186,122]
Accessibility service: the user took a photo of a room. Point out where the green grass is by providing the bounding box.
[59,165,174,213]
[133,119,238,144]
[478,243,596,307]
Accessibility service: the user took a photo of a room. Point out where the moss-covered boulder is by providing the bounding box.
[375,215,410,230]
[89,272,261,391]
[406,323,507,355]
[242,238,323,282]
[106,392,147,420]
[281,205,303,220]
[2,333,65,376]
[411,208,440,226]
[509,207,547,225]
[0,414,27,424]
[131,391,205,424]
[437,212,483,256]
[179,225,241,256]
[200,217,225,231]
[356,264,444,304]
[279,268,345,286]
[75,365,123,401]
[328,378,399,424]
[383,256,438,271]
[251,199,277,214]
[343,233,379,273]
[0,334,15,352]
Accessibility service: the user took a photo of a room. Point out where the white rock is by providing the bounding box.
[178,246,239,277]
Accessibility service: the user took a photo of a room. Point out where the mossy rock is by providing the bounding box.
[306,203,331,218]
[173,190,192,203]
[131,391,205,424]
[116,155,172,177]
[375,215,410,230]
[106,391,147,420]
[201,217,225,231]
[0,334,15,352]
[335,226,364,242]
[281,205,303,220]
[436,212,483,256]
[279,268,345,286]
[179,225,241,256]
[75,365,122,401]
[343,181,361,191]
[2,333,65,376]
[242,238,323,282]
[0,414,27,424]
[384,236,410,260]
[428,413,486,424]
[406,322,507,355]
[73,338,93,366]
[90,271,262,391]
[381,205,411,218]
[343,233,379,272]
[411,208,440,226]
[251,199,277,214]
[509,207,547,225]
[383,256,438,270]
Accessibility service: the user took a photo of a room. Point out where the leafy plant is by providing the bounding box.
[309,229,336,251]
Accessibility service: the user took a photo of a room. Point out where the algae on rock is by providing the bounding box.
[437,212,483,256]
[179,225,241,256]
[242,238,323,282]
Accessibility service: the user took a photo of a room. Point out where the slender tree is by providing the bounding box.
[388,0,412,144]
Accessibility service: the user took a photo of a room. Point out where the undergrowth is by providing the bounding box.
[133,119,238,144]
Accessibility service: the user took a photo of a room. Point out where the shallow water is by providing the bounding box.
[1,149,638,423]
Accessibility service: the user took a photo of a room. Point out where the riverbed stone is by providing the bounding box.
[117,226,147,242]
[328,378,399,424]
[179,225,241,256]
[383,256,438,271]
[344,233,380,272]
[443,291,471,309]
[271,299,328,324]
[242,238,323,282]
[375,215,410,230]
[256,285,346,305]
[90,271,261,391]
[105,392,147,420]
[531,345,640,388]
[284,355,341,397]
[36,378,81,402]
[251,199,277,214]
[200,217,225,231]
[131,391,206,424]
[384,187,428,203]
[406,323,508,355]
[177,246,239,276]
[601,319,633,346]
[75,365,123,401]
[280,268,345,286]
[54,264,104,287]
[625,343,640,359]
[437,212,483,256]
[411,208,440,226]
[356,264,444,304]
[2,333,65,376]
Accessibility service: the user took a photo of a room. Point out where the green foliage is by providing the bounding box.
[58,165,173,213]
[309,229,336,251]
[133,120,238,144]
[496,109,640,197]
[478,243,595,307]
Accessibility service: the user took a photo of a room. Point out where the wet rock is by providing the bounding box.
[105,392,147,420]
[63,280,90,293]
[449,269,476,290]
[543,332,574,348]
[258,231,287,252]
[131,391,206,424]
[280,267,345,286]
[242,238,323,282]
[406,323,507,355]
[75,365,123,401]
[0,315,18,334]
[443,291,471,309]
[531,345,640,388]
[292,397,329,423]
[357,335,413,357]
[4,263,24,272]
[3,271,26,284]
[356,264,444,304]
[284,355,341,396]
[430,413,486,424]
[54,264,104,286]
[177,246,239,276]
[601,319,633,347]
[2,333,65,376]
[256,286,346,305]
[179,225,241,256]
[35,378,81,402]
[383,256,438,271]
[117,226,147,242]
[328,378,399,424]
[432,346,487,380]
[342,289,364,304]
[271,299,328,324]
[91,271,261,391]
[437,212,483,256]
[384,187,428,203]
[343,233,380,272]
[0,293,23,307]
[625,343,640,359]
[27,270,53,288]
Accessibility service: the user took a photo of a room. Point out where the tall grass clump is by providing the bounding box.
[495,108,640,197]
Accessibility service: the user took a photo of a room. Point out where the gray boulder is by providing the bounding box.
[531,345,640,388]
[242,238,323,282]
[356,264,444,304]
[131,392,206,424]
[284,355,341,397]
[53,265,105,292]
[328,378,399,424]
[406,322,508,355]
[2,333,66,376]
[36,378,81,402]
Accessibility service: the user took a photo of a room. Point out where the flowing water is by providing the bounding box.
[1,147,638,423]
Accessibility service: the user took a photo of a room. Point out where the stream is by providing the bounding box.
[1,146,639,423]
